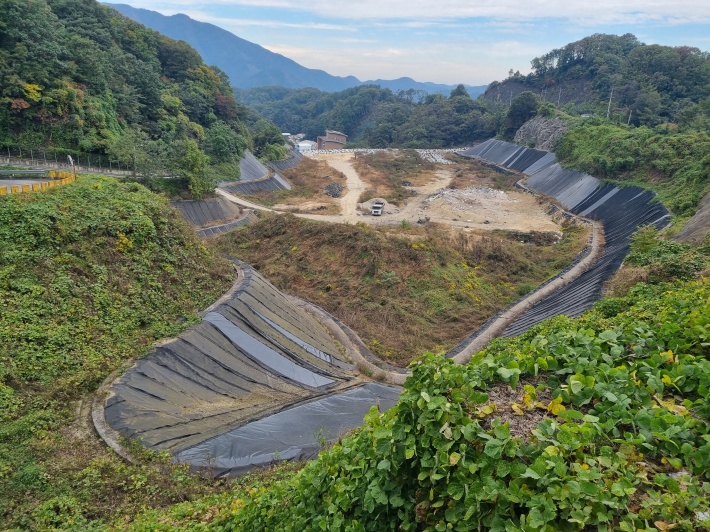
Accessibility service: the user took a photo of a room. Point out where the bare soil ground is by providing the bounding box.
[298,152,562,235]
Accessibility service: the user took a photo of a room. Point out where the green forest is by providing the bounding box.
[237,35,709,151]
[237,84,505,148]
[512,33,710,128]
[0,0,285,197]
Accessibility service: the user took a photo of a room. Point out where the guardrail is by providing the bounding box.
[0,171,77,195]
[1,146,134,176]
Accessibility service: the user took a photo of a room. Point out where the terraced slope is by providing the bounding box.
[101,263,400,476]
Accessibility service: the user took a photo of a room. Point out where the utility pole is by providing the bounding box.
[606,87,614,121]
[627,109,632,125]
[557,87,562,107]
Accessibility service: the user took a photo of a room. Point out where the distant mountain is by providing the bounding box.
[107,4,486,96]
[365,77,485,98]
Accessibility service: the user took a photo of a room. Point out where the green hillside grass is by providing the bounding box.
[557,121,710,217]
[0,177,233,528]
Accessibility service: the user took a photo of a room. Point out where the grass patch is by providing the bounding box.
[241,157,342,212]
[449,158,521,190]
[213,214,588,365]
[353,150,434,205]
[0,175,234,528]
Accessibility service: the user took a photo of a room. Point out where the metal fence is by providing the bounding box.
[1,146,133,176]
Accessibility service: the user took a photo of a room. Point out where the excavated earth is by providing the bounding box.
[99,139,672,476]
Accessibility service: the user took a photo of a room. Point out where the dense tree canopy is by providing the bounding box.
[237,84,501,149]
[491,33,710,128]
[0,0,273,196]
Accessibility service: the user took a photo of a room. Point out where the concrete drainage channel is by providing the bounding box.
[96,139,671,476]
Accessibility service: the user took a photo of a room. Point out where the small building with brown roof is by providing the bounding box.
[317,130,348,150]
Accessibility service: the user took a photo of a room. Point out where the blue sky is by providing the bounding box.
[119,1,710,86]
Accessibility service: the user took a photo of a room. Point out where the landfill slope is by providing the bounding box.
[455,139,669,342]
[171,197,242,228]
[218,150,292,196]
[102,263,400,475]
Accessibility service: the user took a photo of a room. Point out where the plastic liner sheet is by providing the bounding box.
[232,267,347,363]
[175,383,402,477]
[171,198,241,227]
[252,308,332,363]
[505,148,547,172]
[221,176,289,196]
[268,150,304,172]
[272,172,293,190]
[238,151,269,182]
[196,212,258,237]
[524,152,558,175]
[203,312,335,388]
[453,139,670,343]
[104,265,357,456]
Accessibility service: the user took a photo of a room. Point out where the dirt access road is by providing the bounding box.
[306,152,561,234]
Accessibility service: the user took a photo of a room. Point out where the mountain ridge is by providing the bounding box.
[106,3,486,96]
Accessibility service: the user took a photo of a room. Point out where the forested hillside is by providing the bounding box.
[485,34,710,129]
[0,0,285,196]
[237,84,504,148]
[237,34,709,153]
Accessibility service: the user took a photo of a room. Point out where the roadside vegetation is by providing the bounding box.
[0,176,234,528]
[212,276,710,531]
[213,214,589,365]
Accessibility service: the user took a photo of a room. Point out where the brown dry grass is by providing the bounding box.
[603,266,650,297]
[244,158,344,212]
[449,158,521,190]
[213,214,589,366]
[352,150,435,205]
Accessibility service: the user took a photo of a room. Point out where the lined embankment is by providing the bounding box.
[448,139,669,362]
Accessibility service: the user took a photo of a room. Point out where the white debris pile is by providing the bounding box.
[416,149,465,164]
[426,186,514,212]
[305,147,469,159]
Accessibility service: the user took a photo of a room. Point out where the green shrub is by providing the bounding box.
[217,279,710,531]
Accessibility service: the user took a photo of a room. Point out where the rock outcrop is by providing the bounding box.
[513,116,568,151]
[674,192,710,243]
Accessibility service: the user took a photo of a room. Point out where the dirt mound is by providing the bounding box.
[426,186,513,212]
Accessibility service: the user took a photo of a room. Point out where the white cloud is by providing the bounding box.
[131,0,710,24]
[159,9,356,31]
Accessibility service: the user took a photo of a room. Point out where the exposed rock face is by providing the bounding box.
[483,78,595,108]
[514,116,568,151]
[674,192,710,243]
